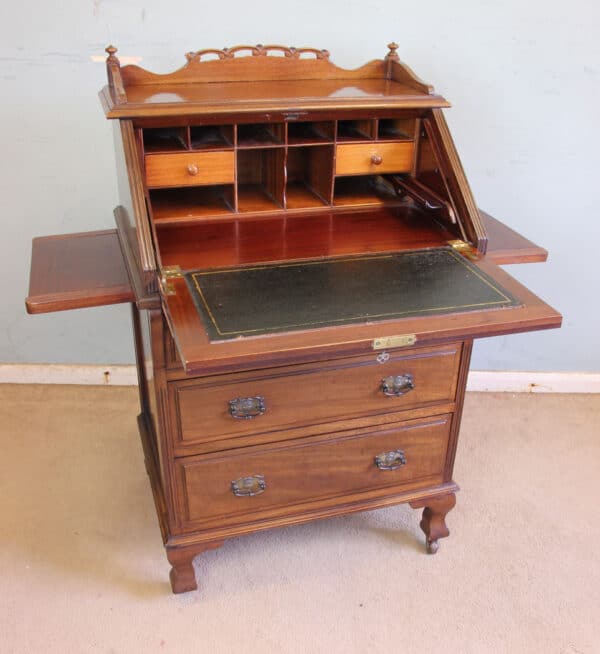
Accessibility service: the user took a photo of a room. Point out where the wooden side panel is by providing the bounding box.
[147,309,184,536]
[113,120,157,273]
[422,110,488,252]
[444,339,472,481]
[114,207,159,309]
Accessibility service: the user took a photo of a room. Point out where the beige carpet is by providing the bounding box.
[0,385,598,654]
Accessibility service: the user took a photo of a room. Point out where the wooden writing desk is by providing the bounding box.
[27,44,560,594]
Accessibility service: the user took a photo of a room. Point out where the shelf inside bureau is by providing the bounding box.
[333,175,399,207]
[150,186,235,221]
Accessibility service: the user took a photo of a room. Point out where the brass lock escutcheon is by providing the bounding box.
[231,475,266,497]
[228,395,266,419]
[381,374,415,397]
[374,449,407,471]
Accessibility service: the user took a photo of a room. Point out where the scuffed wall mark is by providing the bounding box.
[141,7,146,22]
[93,0,102,17]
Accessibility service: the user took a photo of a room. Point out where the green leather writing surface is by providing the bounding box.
[185,247,519,341]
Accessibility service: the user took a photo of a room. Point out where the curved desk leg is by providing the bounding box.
[166,541,223,594]
[409,493,456,554]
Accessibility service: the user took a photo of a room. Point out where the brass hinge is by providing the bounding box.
[448,239,479,261]
[160,265,182,296]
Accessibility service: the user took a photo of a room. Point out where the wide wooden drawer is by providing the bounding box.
[145,151,235,188]
[176,414,451,529]
[170,343,461,454]
[335,142,414,176]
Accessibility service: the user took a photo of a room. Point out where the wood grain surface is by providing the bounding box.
[161,254,561,376]
[335,142,414,175]
[145,151,235,189]
[176,415,451,529]
[170,343,461,454]
[26,230,133,313]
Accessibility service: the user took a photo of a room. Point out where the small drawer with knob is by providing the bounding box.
[335,142,414,176]
[145,151,235,188]
[175,414,451,530]
[169,343,461,455]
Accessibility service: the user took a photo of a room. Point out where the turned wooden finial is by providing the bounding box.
[105,44,126,103]
[386,42,400,61]
[385,42,399,79]
[105,44,119,62]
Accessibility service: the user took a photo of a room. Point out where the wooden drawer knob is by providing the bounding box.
[187,163,199,176]
[371,153,383,165]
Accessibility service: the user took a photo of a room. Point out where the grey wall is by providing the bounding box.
[2,0,598,370]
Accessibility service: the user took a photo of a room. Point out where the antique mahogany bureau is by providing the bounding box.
[26,43,561,594]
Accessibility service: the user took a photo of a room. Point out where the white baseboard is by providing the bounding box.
[466,371,600,393]
[1,364,599,393]
[0,364,138,386]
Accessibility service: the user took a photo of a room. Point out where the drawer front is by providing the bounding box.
[335,142,414,176]
[171,343,461,453]
[177,414,451,528]
[145,151,235,188]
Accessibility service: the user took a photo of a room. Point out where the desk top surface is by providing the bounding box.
[186,248,520,341]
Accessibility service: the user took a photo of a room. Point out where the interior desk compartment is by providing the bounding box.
[189,124,234,150]
[284,145,333,208]
[237,148,286,212]
[286,120,335,145]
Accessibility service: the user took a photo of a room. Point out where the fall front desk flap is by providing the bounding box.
[184,247,520,342]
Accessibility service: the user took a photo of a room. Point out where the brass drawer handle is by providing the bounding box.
[381,374,414,397]
[231,475,266,497]
[371,153,383,165]
[187,163,199,176]
[228,395,266,419]
[375,449,407,471]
